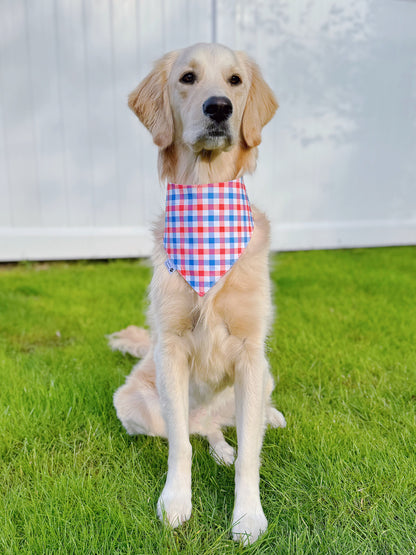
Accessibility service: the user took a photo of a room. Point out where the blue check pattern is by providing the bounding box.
[164,177,254,296]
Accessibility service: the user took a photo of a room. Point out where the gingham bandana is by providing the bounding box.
[163,177,254,296]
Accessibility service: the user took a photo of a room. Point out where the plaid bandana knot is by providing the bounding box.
[163,177,254,296]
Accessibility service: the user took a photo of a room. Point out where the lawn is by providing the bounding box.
[0,248,415,554]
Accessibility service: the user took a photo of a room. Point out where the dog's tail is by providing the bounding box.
[107,325,151,358]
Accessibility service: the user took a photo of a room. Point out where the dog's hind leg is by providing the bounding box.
[189,387,236,465]
[108,326,151,358]
[264,373,287,429]
[266,406,286,428]
[205,402,286,466]
[207,430,235,466]
[113,352,167,437]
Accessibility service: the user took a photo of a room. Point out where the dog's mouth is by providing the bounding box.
[192,123,233,152]
[208,129,227,137]
[206,121,230,136]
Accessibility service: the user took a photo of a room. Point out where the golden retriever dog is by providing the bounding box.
[109,43,286,544]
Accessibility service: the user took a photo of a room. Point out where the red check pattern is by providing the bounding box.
[163,177,254,296]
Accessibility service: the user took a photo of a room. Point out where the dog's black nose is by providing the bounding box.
[202,96,233,123]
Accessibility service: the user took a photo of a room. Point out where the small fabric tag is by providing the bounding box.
[165,258,176,273]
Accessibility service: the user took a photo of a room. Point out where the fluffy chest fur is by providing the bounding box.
[148,206,272,406]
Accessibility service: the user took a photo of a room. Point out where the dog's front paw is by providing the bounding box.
[157,486,192,528]
[232,506,268,545]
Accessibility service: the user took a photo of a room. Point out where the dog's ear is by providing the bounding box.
[240,54,278,148]
[128,51,178,149]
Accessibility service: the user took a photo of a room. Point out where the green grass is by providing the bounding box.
[0,248,415,554]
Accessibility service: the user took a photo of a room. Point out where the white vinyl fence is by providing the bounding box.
[1,0,415,261]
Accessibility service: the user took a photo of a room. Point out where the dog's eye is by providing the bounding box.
[229,74,242,86]
[180,72,196,85]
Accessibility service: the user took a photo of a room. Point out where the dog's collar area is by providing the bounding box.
[167,177,244,189]
[163,177,254,296]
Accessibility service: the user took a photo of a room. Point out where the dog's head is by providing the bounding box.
[128,43,278,154]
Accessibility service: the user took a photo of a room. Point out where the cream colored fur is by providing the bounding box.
[109,43,286,545]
